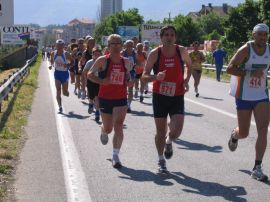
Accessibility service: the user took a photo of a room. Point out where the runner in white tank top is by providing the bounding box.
[226,23,270,182]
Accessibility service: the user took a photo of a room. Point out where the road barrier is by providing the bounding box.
[0,54,37,113]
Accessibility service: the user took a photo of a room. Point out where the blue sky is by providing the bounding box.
[14,0,246,27]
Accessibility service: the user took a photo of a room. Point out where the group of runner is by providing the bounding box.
[47,24,269,182]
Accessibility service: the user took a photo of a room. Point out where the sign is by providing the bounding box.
[1,25,34,44]
[116,26,139,41]
[0,0,14,26]
[141,24,164,45]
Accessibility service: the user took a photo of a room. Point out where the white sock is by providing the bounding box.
[166,136,172,144]
[113,148,120,156]
[159,155,165,161]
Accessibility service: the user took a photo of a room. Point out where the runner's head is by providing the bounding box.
[124,40,134,52]
[56,39,65,50]
[192,41,200,51]
[92,47,103,60]
[160,25,176,45]
[136,43,143,52]
[252,23,269,47]
[107,34,123,53]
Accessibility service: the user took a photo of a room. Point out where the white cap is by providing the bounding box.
[253,23,269,33]
[85,35,94,40]
[56,39,65,44]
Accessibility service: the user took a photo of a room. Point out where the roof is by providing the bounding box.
[68,18,96,26]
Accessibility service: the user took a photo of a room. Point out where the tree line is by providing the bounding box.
[94,0,270,58]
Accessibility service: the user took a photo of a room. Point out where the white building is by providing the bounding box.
[101,0,122,20]
[0,0,14,25]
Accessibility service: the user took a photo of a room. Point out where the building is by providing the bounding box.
[187,3,232,20]
[62,18,95,42]
[0,0,14,25]
[101,0,122,20]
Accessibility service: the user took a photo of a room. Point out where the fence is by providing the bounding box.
[0,54,37,113]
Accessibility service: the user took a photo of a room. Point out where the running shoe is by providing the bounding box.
[112,155,122,169]
[127,107,131,113]
[81,91,86,99]
[134,91,138,98]
[251,165,268,182]
[95,110,100,122]
[74,89,77,95]
[158,159,169,174]
[164,143,173,159]
[88,104,94,114]
[58,106,63,113]
[228,129,238,152]
[100,133,108,145]
[195,93,199,97]
[144,90,148,94]
[140,96,144,102]
[78,90,81,99]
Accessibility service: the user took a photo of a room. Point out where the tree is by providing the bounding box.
[259,0,270,26]
[224,0,260,48]
[197,13,225,36]
[94,8,144,44]
[172,15,202,46]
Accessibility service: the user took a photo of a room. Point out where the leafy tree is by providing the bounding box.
[172,15,202,46]
[94,8,144,43]
[259,0,270,26]
[224,0,260,48]
[197,13,225,36]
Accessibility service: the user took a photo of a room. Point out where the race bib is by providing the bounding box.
[249,77,262,88]
[110,70,124,85]
[159,82,176,96]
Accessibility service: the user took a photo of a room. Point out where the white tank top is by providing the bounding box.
[53,50,68,71]
[229,41,270,100]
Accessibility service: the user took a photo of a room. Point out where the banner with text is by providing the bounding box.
[141,24,164,45]
[1,25,34,45]
[116,26,139,41]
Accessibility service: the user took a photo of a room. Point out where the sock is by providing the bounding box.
[113,148,120,156]
[159,155,165,161]
[253,160,262,170]
[166,136,172,144]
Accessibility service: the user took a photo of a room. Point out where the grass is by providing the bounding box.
[0,53,41,199]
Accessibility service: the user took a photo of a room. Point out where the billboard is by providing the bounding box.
[141,24,164,45]
[1,25,35,45]
[0,0,14,26]
[116,26,139,41]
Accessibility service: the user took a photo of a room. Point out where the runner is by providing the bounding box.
[41,46,46,60]
[227,23,270,182]
[143,40,152,94]
[83,47,102,122]
[48,39,73,113]
[189,41,205,97]
[121,40,136,112]
[79,36,96,99]
[135,43,147,102]
[87,34,133,169]
[142,25,192,174]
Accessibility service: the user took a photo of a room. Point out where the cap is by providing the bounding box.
[143,40,149,45]
[85,35,94,40]
[56,39,65,44]
[253,23,269,33]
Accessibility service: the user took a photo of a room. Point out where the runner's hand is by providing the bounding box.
[156,70,166,81]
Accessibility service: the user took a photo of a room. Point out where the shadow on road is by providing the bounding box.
[174,139,223,153]
[185,111,204,117]
[239,170,270,185]
[199,96,224,101]
[116,166,246,201]
[61,111,90,119]
[129,110,153,117]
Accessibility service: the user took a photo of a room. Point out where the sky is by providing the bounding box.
[14,0,246,27]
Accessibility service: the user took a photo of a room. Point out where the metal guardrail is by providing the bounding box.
[0,54,37,112]
[202,63,270,79]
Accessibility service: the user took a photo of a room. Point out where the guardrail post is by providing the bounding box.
[0,103,2,113]
[9,74,14,93]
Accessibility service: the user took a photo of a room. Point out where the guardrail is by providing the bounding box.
[0,54,37,112]
[202,63,270,79]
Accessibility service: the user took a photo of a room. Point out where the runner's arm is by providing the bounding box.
[226,45,248,77]
[87,56,109,85]
[141,49,158,82]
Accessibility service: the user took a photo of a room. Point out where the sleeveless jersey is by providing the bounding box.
[53,50,68,71]
[135,52,146,74]
[153,46,185,96]
[98,56,127,99]
[229,41,270,100]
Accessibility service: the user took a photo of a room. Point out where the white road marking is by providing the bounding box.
[185,97,270,131]
[47,66,92,202]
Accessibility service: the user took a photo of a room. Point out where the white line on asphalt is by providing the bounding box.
[185,97,267,129]
[47,65,92,202]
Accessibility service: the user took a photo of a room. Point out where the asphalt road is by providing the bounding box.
[14,61,270,202]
